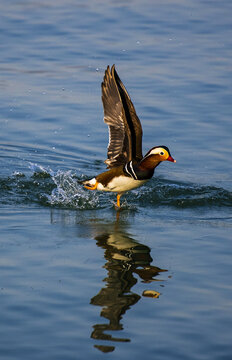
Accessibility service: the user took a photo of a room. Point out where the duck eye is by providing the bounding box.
[160,151,164,156]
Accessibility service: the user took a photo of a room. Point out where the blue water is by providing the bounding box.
[0,1,232,359]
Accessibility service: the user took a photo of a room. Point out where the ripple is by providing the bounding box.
[135,179,232,208]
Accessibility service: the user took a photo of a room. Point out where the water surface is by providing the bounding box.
[0,1,232,359]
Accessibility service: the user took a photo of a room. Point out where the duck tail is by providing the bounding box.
[82,178,98,190]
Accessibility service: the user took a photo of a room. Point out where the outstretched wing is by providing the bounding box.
[101,65,143,168]
[113,66,143,162]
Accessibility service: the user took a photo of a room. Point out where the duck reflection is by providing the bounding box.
[49,209,168,353]
[91,227,167,353]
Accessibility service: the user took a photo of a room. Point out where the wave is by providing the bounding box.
[135,180,232,208]
[0,165,231,210]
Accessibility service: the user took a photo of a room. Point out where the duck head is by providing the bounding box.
[139,146,176,170]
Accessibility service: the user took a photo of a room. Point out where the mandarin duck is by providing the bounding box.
[83,65,176,208]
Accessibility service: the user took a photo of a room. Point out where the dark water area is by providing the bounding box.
[0,1,232,359]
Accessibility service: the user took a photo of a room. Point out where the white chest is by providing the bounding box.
[97,175,148,193]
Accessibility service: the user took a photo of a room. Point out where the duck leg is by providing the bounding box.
[116,194,121,208]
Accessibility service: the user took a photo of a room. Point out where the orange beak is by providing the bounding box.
[167,155,176,163]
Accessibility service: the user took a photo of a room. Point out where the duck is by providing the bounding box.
[83,65,176,208]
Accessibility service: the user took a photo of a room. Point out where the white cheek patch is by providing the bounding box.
[149,147,165,155]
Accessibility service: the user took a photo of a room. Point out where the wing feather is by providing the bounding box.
[101,65,143,168]
[113,68,143,162]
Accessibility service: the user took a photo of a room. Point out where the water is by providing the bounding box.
[0,0,232,359]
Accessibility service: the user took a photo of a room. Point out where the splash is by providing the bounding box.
[48,170,99,209]
[29,162,54,177]
[28,163,99,209]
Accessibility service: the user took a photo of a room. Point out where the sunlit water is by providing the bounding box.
[0,1,232,359]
